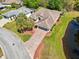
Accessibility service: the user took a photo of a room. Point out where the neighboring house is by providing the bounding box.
[31,8,62,31]
[17,6,34,17]
[1,0,22,4]
[2,10,19,21]
[2,6,34,21]
[0,3,11,9]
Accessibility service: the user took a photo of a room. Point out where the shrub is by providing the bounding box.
[11,3,21,9]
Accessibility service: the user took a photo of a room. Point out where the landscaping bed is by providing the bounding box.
[41,11,79,59]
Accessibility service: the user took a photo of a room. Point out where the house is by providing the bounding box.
[2,6,34,20]
[2,10,19,21]
[0,3,5,9]
[17,6,34,17]
[1,0,22,4]
[0,3,11,9]
[31,8,62,31]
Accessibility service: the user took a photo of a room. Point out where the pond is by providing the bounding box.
[62,19,79,59]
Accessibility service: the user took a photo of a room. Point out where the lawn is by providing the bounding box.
[0,16,2,20]
[0,48,3,57]
[3,21,31,42]
[41,11,79,59]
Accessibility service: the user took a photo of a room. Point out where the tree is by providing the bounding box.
[63,0,76,11]
[23,0,39,8]
[48,0,64,11]
[37,0,49,7]
[11,3,21,9]
[23,0,49,8]
[15,13,34,33]
[74,0,79,11]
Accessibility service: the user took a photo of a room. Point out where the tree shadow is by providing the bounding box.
[62,20,79,59]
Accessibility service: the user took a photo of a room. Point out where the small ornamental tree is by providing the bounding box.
[15,13,34,33]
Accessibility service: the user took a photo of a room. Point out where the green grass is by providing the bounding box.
[3,21,31,42]
[0,48,3,57]
[0,16,2,20]
[41,11,79,59]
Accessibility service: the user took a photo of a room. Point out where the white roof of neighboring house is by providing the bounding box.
[0,4,5,8]
[17,6,34,14]
[2,6,34,18]
[2,0,22,4]
[2,10,19,18]
[0,3,11,8]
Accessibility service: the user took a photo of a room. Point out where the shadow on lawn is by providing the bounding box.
[62,20,79,59]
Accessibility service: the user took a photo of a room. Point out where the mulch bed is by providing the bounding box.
[34,42,44,59]
[24,27,52,37]
[46,31,51,37]
[23,28,37,35]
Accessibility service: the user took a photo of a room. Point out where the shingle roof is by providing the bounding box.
[36,20,49,30]
[31,8,62,30]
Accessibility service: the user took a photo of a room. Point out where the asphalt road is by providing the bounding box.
[0,25,48,59]
[0,28,31,59]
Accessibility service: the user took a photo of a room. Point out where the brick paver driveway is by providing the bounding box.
[24,28,48,59]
